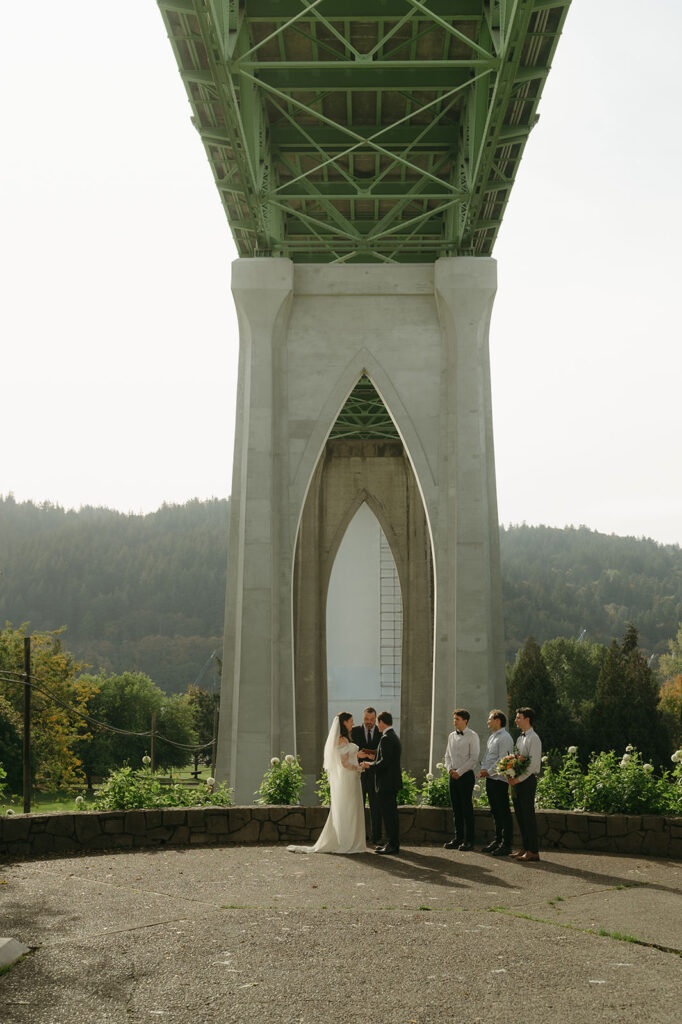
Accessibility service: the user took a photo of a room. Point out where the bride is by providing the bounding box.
[288,712,367,855]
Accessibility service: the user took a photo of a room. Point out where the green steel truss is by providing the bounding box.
[158,0,571,263]
[329,375,400,439]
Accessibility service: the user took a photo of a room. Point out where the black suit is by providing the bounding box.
[364,727,402,850]
[351,724,382,843]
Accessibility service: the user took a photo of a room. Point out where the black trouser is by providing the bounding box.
[511,774,538,853]
[376,788,400,848]
[448,770,475,844]
[486,777,513,848]
[361,770,382,842]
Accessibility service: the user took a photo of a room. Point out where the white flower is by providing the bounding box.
[270,757,280,766]
[473,784,481,796]
[285,754,296,764]
[6,808,14,815]
[619,759,628,768]
[426,772,434,782]
[643,763,653,773]
[142,754,152,765]
[621,753,632,763]
[671,750,682,764]
[75,795,84,806]
[541,755,548,764]
[568,746,578,755]
[436,763,444,771]
[625,744,634,753]
[206,777,216,787]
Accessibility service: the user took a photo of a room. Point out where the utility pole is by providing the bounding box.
[22,636,31,814]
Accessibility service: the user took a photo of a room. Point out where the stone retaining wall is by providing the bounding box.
[1,806,680,860]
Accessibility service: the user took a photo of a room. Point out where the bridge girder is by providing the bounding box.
[158,0,571,263]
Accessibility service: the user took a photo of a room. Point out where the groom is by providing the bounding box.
[362,711,402,855]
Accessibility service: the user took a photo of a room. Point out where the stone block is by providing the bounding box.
[565,811,589,836]
[147,826,173,842]
[586,836,610,852]
[52,836,80,852]
[279,811,305,828]
[144,810,163,830]
[587,817,606,839]
[558,832,583,850]
[29,833,54,855]
[625,815,643,832]
[1,818,31,842]
[260,821,279,842]
[641,815,663,833]
[616,831,644,854]
[186,808,209,828]
[171,826,190,845]
[132,835,152,847]
[162,809,186,826]
[74,814,103,842]
[225,808,251,831]
[668,836,682,859]
[641,832,670,857]
[225,820,259,843]
[45,815,74,837]
[109,834,134,848]
[544,828,562,846]
[606,815,628,837]
[206,813,229,834]
[305,807,327,827]
[27,815,50,833]
[667,824,682,839]
[102,819,124,834]
[124,811,147,836]
[189,832,213,844]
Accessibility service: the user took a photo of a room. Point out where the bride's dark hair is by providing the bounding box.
[337,712,352,738]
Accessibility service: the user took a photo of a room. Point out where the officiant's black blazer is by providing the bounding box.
[351,724,381,754]
[367,728,402,793]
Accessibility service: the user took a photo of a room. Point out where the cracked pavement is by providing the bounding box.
[0,845,680,1023]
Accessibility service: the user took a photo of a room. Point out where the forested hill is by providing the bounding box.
[1,496,681,690]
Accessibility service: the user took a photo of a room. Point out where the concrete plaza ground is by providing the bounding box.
[0,844,680,1024]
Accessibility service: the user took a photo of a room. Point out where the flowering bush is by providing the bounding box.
[419,763,450,807]
[256,753,304,805]
[315,769,331,806]
[536,746,682,815]
[94,764,233,811]
[397,768,419,806]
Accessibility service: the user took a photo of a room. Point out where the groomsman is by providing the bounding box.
[443,709,480,851]
[351,706,381,845]
[478,709,514,855]
[508,707,542,862]
[363,711,402,855]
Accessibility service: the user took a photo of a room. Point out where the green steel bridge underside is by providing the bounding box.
[158,0,571,263]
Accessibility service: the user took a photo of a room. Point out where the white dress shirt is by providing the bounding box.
[515,727,542,782]
[480,727,514,781]
[444,726,480,777]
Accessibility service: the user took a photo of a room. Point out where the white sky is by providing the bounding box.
[1,2,680,546]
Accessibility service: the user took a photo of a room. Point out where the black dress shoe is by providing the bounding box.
[481,840,499,853]
[376,844,399,855]
[492,845,511,857]
[458,842,474,851]
[443,838,460,849]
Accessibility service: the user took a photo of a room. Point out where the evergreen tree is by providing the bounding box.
[587,624,671,765]
[507,637,574,751]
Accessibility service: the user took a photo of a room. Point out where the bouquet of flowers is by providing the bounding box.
[496,753,531,779]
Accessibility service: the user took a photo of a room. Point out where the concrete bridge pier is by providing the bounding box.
[217,257,505,803]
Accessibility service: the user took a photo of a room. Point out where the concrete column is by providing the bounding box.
[431,257,505,763]
[217,258,294,803]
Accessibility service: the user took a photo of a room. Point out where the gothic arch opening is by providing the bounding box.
[326,501,403,731]
[293,375,434,791]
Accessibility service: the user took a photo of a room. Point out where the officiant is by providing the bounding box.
[351,706,382,846]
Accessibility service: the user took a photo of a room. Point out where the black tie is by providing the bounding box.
[456,730,463,736]
[367,728,372,744]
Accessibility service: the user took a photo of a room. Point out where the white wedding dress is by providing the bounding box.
[288,720,367,855]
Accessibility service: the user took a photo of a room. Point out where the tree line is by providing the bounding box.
[2,496,682,691]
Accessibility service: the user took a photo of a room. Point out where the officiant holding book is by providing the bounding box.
[351,706,382,846]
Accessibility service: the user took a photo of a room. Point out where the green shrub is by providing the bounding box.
[536,745,682,815]
[315,769,331,807]
[255,754,305,805]
[397,768,419,806]
[94,764,233,811]
[419,763,450,807]
[0,762,6,805]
